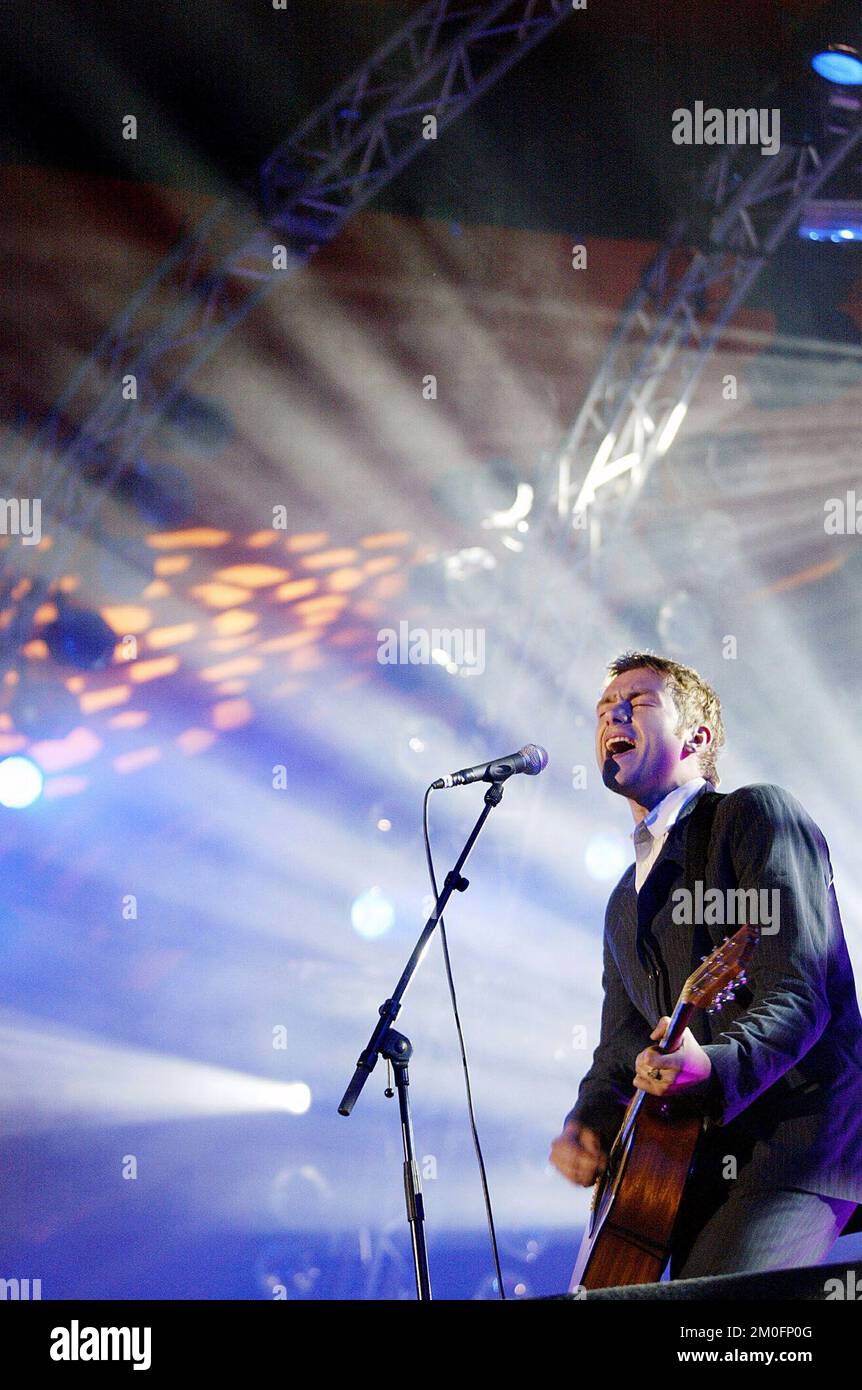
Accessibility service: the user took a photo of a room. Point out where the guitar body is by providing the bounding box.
[567,924,759,1292]
[569,1095,702,1290]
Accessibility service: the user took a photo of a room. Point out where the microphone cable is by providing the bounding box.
[422,784,506,1300]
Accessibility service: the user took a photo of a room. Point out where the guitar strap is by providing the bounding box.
[683,789,726,1041]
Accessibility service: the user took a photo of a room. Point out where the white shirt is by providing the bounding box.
[632,778,708,892]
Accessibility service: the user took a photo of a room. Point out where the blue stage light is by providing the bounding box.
[799,200,862,243]
[0,755,44,808]
[350,887,395,939]
[812,48,862,84]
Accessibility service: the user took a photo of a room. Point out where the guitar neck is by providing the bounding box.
[656,998,696,1053]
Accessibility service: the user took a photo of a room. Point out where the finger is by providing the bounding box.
[644,1049,680,1072]
[633,1075,665,1095]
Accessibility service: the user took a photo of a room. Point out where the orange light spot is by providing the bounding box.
[57,575,79,593]
[109,710,149,729]
[148,528,230,549]
[33,603,58,625]
[114,746,162,774]
[176,728,217,755]
[101,605,152,635]
[352,599,383,619]
[129,656,181,683]
[21,639,49,659]
[80,685,131,714]
[301,610,339,627]
[30,726,101,772]
[214,564,288,588]
[211,698,254,730]
[154,554,192,576]
[274,579,318,602]
[746,555,846,601]
[212,608,258,636]
[295,595,347,617]
[289,646,323,673]
[364,555,399,575]
[146,623,198,649]
[361,531,410,549]
[66,676,86,694]
[328,568,365,592]
[200,656,261,682]
[301,549,359,570]
[142,580,171,600]
[245,531,279,548]
[287,532,328,552]
[330,627,366,648]
[372,574,406,600]
[191,582,252,608]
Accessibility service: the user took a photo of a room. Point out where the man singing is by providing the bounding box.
[550,651,862,1278]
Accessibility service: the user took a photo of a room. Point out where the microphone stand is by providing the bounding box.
[338,780,505,1301]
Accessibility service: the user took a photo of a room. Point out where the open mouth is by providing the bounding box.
[605,736,636,759]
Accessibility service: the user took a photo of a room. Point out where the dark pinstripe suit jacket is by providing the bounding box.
[566,782,862,1219]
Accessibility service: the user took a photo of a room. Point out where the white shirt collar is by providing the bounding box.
[632,778,708,846]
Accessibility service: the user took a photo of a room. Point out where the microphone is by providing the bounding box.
[431,743,548,790]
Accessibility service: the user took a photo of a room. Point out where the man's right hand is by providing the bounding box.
[549,1120,608,1187]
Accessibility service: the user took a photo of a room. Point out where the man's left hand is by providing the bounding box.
[633,1017,712,1095]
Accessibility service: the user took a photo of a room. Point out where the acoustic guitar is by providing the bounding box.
[569,922,759,1291]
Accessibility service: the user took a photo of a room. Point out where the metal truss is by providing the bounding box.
[1,0,570,580]
[555,106,862,553]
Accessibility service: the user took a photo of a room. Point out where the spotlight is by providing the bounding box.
[808,2,862,85]
[42,603,118,670]
[282,1083,312,1115]
[0,755,44,808]
[799,199,862,242]
[350,887,395,939]
[812,47,862,85]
